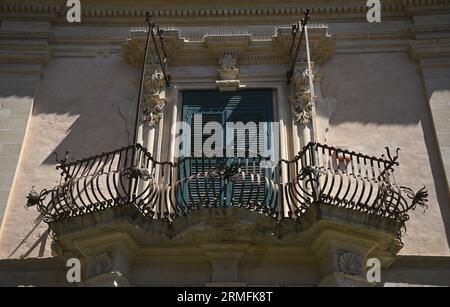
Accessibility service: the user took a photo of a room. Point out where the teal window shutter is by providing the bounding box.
[181,90,274,208]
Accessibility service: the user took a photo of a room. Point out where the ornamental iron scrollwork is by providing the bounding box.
[213,159,240,182]
[123,166,153,181]
[54,150,72,181]
[27,142,428,239]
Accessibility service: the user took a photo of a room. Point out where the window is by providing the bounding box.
[179,90,275,207]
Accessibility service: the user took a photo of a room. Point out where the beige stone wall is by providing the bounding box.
[0,55,138,258]
[320,52,450,255]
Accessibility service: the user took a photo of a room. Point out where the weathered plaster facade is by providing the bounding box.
[0,0,450,287]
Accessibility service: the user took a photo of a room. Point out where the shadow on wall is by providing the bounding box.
[319,52,450,253]
[0,54,138,259]
[34,55,139,165]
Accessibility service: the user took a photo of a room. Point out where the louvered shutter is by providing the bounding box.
[180,90,274,208]
[189,113,224,205]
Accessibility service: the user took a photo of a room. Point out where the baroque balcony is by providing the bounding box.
[26,142,428,238]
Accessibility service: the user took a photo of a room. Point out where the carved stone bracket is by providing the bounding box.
[140,67,167,127]
[289,67,316,125]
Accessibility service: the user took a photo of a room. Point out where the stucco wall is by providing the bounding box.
[320,52,450,256]
[0,55,138,259]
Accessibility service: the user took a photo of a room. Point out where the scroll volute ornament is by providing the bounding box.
[289,68,315,125]
[140,69,167,127]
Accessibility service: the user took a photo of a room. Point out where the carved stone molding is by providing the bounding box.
[140,68,167,127]
[289,67,315,125]
[123,26,335,68]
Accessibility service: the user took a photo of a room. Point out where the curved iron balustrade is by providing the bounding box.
[26,143,428,225]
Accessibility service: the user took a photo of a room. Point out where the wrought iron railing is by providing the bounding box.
[26,143,428,225]
[279,143,428,222]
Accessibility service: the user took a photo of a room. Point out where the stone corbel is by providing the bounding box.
[311,224,401,287]
[70,232,138,287]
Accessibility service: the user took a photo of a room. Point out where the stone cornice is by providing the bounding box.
[1,1,449,72]
[0,23,52,75]
[1,0,450,25]
[409,11,450,68]
[123,25,335,68]
[410,38,450,69]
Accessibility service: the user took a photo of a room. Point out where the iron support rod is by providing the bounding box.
[130,12,152,203]
[287,9,310,84]
[132,11,153,146]
[151,25,170,86]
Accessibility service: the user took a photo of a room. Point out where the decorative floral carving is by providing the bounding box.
[289,68,315,125]
[140,69,167,127]
[338,252,363,276]
[144,70,165,94]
